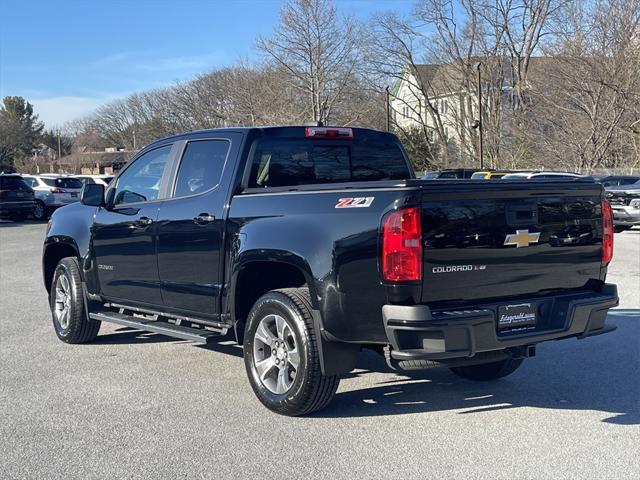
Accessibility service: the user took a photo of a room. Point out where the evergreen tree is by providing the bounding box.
[0,96,44,171]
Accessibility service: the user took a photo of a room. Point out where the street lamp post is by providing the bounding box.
[57,128,62,160]
[475,62,484,170]
[385,86,391,132]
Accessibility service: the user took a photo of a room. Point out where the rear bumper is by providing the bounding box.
[611,205,640,226]
[382,284,619,361]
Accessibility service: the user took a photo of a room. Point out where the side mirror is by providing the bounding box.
[80,183,105,207]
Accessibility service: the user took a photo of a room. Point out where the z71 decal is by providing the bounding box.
[335,197,375,208]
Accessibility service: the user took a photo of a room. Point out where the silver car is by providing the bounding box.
[21,175,84,220]
[74,174,115,187]
[605,181,640,232]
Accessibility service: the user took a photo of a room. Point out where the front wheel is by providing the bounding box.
[450,357,524,381]
[243,288,340,416]
[50,257,101,343]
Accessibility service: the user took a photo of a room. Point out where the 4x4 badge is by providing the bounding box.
[504,229,540,248]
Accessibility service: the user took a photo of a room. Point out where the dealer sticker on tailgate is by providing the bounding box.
[497,303,537,331]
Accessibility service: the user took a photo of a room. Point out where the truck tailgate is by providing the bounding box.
[419,181,605,305]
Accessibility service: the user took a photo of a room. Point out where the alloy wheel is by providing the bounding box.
[54,273,72,330]
[252,314,300,394]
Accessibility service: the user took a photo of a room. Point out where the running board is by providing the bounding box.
[89,311,226,343]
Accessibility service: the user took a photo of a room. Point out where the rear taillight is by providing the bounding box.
[50,188,66,194]
[601,199,614,264]
[305,127,353,139]
[381,207,422,282]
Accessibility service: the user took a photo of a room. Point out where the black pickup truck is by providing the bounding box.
[42,126,618,416]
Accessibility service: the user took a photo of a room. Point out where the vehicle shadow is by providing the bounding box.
[92,327,244,358]
[317,309,640,424]
[0,220,25,228]
[91,327,179,345]
[0,219,47,228]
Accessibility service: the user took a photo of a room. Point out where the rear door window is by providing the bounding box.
[620,178,639,185]
[0,176,30,190]
[22,177,37,188]
[248,138,409,188]
[174,140,230,197]
[40,177,84,189]
[57,178,84,189]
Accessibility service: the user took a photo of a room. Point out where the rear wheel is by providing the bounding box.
[32,200,46,220]
[50,257,101,343]
[244,288,340,416]
[450,357,524,381]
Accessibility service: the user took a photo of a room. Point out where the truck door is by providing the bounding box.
[91,144,174,306]
[156,134,240,318]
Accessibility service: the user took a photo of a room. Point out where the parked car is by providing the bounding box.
[605,181,640,232]
[501,171,583,180]
[43,125,618,416]
[0,173,36,221]
[594,175,640,188]
[74,174,115,186]
[422,168,478,179]
[470,170,512,179]
[21,174,85,220]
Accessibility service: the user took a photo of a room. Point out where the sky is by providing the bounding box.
[0,0,414,128]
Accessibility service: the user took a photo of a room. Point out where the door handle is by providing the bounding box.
[135,216,153,226]
[193,213,215,225]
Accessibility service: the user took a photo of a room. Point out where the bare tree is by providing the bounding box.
[257,0,360,124]
[530,0,640,172]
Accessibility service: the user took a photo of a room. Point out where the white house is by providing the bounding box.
[390,64,479,156]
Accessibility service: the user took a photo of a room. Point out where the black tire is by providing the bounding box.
[50,257,101,343]
[32,200,47,220]
[450,357,524,381]
[243,288,340,416]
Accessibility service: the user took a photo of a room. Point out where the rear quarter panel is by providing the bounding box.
[227,187,421,343]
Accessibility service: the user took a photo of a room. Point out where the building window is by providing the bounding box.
[441,99,448,115]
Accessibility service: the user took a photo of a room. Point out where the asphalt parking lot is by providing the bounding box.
[1,221,638,479]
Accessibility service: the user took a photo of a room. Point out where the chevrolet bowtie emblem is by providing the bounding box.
[504,229,540,248]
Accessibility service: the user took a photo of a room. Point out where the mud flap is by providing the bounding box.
[312,310,359,376]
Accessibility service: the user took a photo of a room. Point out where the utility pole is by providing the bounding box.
[385,86,391,132]
[475,62,484,169]
[57,128,62,160]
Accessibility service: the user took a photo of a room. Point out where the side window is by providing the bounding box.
[174,140,229,197]
[113,145,171,205]
[23,178,37,187]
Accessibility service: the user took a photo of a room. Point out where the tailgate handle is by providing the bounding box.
[506,204,538,225]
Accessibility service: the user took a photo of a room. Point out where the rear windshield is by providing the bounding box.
[41,177,84,189]
[0,176,30,190]
[248,138,410,188]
